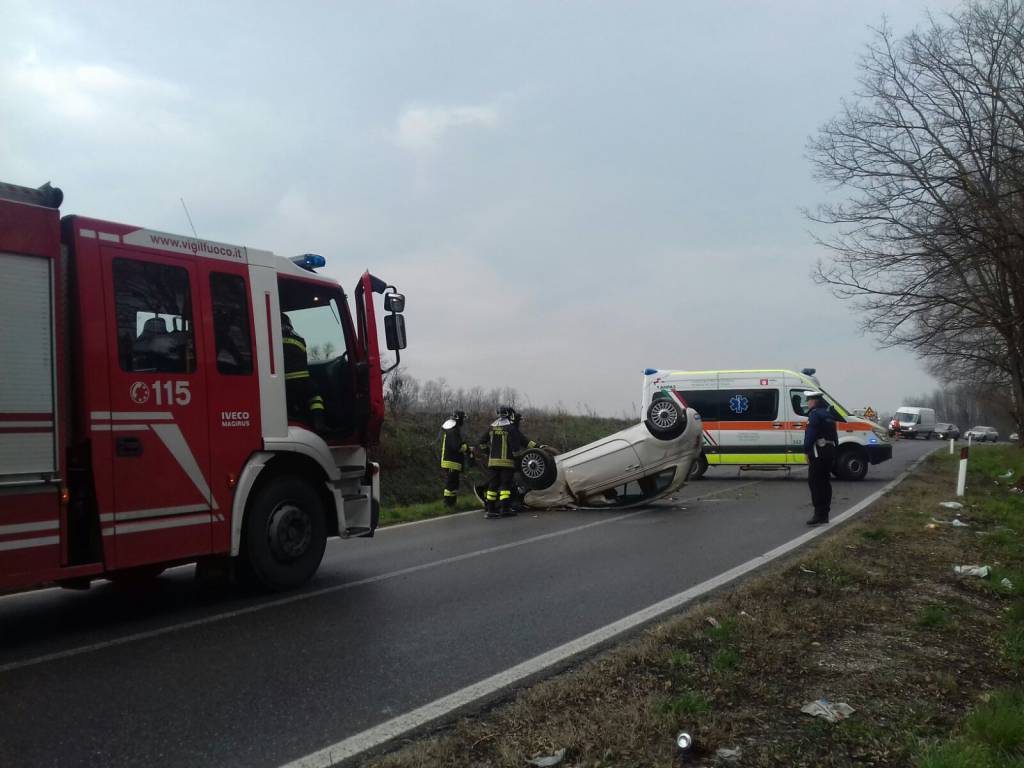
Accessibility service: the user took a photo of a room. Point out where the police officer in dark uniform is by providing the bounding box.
[804,391,837,525]
[439,410,470,507]
[281,313,326,432]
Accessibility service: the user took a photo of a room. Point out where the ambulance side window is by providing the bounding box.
[790,389,811,417]
[718,389,779,421]
[113,258,195,373]
[679,390,719,421]
[210,272,253,375]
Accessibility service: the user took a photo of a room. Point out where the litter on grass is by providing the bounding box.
[800,699,855,723]
[931,517,970,528]
[705,616,721,629]
[1001,578,1014,591]
[998,470,1014,479]
[715,747,742,762]
[953,565,991,578]
[526,748,566,767]
[939,501,964,510]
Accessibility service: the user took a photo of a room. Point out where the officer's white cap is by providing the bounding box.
[806,391,825,400]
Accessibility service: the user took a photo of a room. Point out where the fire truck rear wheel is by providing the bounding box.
[244,475,327,590]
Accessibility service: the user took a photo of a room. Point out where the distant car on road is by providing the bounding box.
[934,423,960,440]
[892,406,937,439]
[965,426,999,442]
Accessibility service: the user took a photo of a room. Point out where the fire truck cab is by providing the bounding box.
[0,180,407,592]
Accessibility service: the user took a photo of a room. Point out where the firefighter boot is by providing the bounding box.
[484,490,500,519]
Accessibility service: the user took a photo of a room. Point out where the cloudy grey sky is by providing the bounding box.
[2,0,962,416]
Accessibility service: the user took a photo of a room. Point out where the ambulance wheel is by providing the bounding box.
[520,448,556,490]
[645,398,686,440]
[243,475,327,590]
[834,447,868,481]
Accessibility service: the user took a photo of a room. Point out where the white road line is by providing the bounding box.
[278,452,935,768]
[377,479,762,532]
[0,482,756,675]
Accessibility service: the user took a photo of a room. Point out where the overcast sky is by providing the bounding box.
[2,0,963,417]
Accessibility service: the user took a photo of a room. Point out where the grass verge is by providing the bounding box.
[367,445,1024,767]
[379,496,479,527]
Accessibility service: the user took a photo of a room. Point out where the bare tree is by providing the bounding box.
[807,0,1024,441]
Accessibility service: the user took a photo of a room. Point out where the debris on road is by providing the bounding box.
[526,748,566,766]
[939,501,964,510]
[953,565,991,578]
[715,746,742,762]
[800,699,855,723]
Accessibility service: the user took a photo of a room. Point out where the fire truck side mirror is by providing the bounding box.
[384,292,405,313]
[385,314,407,351]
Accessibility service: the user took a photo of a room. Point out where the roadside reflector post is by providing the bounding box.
[956,446,969,497]
[949,438,955,454]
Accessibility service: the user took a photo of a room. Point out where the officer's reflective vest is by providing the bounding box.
[482,421,536,469]
[283,328,324,418]
[440,424,469,471]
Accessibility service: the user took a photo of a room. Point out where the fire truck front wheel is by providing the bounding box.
[243,475,328,590]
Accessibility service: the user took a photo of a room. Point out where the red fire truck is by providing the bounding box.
[0,180,407,592]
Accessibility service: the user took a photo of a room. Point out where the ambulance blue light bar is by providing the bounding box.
[291,253,326,272]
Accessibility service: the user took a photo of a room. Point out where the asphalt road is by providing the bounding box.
[0,440,935,768]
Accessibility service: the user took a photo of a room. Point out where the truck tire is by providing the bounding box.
[834,446,869,481]
[519,448,556,490]
[687,454,709,480]
[242,474,327,590]
[645,398,686,440]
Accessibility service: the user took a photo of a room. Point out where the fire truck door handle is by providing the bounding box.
[116,437,143,457]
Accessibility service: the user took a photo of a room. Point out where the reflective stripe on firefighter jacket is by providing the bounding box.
[283,328,324,418]
[440,425,469,471]
[480,423,537,469]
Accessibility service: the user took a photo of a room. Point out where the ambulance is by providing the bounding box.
[640,368,892,480]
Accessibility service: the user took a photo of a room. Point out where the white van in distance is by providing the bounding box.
[640,368,893,480]
[892,406,937,439]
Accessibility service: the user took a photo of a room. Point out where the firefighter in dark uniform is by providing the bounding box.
[439,410,470,507]
[281,312,326,432]
[479,406,538,519]
[804,391,838,525]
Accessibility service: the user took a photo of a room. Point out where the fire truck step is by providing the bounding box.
[343,493,368,501]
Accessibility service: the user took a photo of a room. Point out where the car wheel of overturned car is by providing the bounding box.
[834,447,868,481]
[687,454,709,480]
[519,448,557,490]
[645,397,686,440]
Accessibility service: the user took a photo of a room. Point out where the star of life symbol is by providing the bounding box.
[729,394,749,414]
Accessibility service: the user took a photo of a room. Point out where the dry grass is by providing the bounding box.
[366,448,1024,768]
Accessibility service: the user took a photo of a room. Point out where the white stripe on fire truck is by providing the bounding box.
[98,504,210,523]
[0,421,53,428]
[0,536,59,552]
[79,229,96,239]
[98,232,121,243]
[150,423,220,510]
[89,412,174,422]
[0,520,59,535]
[102,513,212,536]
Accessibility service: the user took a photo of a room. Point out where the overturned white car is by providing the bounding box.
[475,393,702,510]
